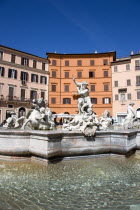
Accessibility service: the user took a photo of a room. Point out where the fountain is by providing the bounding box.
[0,78,140,163]
[0,79,140,209]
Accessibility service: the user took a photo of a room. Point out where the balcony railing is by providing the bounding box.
[0,96,32,103]
[136,82,140,86]
[135,66,140,70]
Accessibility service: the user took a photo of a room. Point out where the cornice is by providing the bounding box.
[0,44,49,62]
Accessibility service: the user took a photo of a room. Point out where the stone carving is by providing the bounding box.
[123,102,137,129]
[73,78,92,114]
[21,98,55,130]
[63,79,99,136]
[3,111,25,129]
[99,110,112,130]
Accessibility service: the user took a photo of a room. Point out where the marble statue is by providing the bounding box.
[21,98,55,130]
[123,102,137,129]
[99,110,112,130]
[63,79,99,136]
[3,111,25,128]
[72,78,92,114]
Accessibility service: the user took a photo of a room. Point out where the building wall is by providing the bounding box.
[47,52,115,117]
[111,55,140,122]
[0,45,49,123]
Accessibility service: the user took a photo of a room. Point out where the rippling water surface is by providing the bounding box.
[0,153,140,209]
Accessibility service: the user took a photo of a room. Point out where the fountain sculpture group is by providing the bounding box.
[3,78,140,135]
[1,78,140,161]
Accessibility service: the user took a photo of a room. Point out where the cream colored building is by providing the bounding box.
[111,53,140,123]
[0,45,49,123]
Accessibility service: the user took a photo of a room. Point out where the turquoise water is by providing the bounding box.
[0,153,140,209]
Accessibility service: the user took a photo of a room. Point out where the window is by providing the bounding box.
[63,98,71,104]
[40,76,47,84]
[42,63,46,70]
[52,60,56,66]
[103,59,108,65]
[0,67,4,77]
[8,69,17,79]
[8,87,14,100]
[91,98,97,104]
[21,57,29,66]
[11,54,16,63]
[90,60,94,66]
[77,71,82,78]
[114,81,118,87]
[137,91,140,99]
[126,64,130,70]
[21,89,25,101]
[41,92,45,99]
[52,71,56,78]
[136,76,140,86]
[65,72,69,78]
[52,84,56,92]
[135,60,140,70]
[115,94,118,100]
[127,79,131,86]
[31,74,38,83]
[77,60,82,66]
[51,98,56,104]
[30,90,37,100]
[0,51,3,60]
[104,71,108,77]
[65,60,69,66]
[114,66,118,72]
[127,93,131,100]
[64,85,69,92]
[21,72,28,84]
[104,84,109,91]
[120,93,126,101]
[91,85,95,92]
[89,71,95,78]
[33,60,37,68]
[102,97,111,104]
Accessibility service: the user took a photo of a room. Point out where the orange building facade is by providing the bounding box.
[47,52,116,116]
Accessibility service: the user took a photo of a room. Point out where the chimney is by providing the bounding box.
[94,50,98,53]
[131,51,134,55]
[54,51,57,53]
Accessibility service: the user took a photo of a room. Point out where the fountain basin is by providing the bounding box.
[0,129,140,161]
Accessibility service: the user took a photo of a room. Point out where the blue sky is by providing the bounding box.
[0,0,140,58]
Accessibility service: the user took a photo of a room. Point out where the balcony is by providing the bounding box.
[0,96,32,104]
[21,80,27,85]
[136,83,140,86]
[135,66,140,70]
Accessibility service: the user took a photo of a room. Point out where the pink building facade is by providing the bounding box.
[111,53,140,123]
[0,45,49,123]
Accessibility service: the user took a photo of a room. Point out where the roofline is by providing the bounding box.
[46,51,116,56]
[0,44,48,61]
[111,58,130,64]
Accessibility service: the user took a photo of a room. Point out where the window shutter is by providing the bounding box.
[109,98,111,104]
[8,69,11,78]
[45,77,47,84]
[40,76,42,83]
[26,73,28,81]
[31,74,33,82]
[2,67,4,76]
[36,75,38,83]
[15,70,17,79]
[102,98,104,104]
[21,71,23,80]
